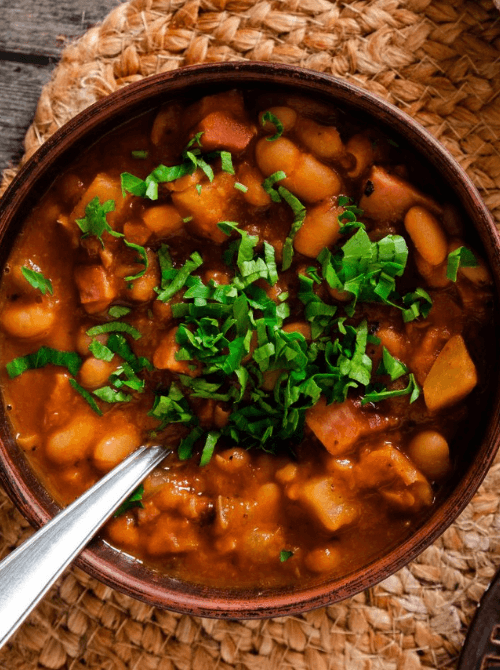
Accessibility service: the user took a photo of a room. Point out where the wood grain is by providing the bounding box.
[0,61,53,171]
[0,0,122,57]
[0,0,121,173]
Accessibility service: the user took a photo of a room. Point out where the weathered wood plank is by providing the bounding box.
[0,61,54,172]
[0,0,123,174]
[0,0,122,59]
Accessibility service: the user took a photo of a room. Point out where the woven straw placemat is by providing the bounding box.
[1,1,500,668]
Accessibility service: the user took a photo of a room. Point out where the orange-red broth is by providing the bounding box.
[0,90,493,587]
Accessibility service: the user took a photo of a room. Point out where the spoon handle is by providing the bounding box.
[0,444,169,649]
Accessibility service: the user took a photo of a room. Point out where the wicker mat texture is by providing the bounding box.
[1,0,500,668]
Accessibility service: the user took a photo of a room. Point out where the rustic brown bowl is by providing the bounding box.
[0,62,499,618]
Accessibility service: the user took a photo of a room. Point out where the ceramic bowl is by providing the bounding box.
[0,62,499,618]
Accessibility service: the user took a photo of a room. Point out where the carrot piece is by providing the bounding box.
[423,334,477,412]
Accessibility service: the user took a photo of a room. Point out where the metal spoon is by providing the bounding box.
[0,444,171,649]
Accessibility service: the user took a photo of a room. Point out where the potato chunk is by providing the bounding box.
[298,477,359,532]
[423,334,477,412]
[70,173,127,229]
[171,172,237,243]
[74,265,118,314]
[356,444,433,510]
[153,327,200,377]
[142,204,184,237]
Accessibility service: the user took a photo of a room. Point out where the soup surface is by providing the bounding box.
[0,89,494,588]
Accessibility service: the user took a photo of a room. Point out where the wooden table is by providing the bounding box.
[0,0,122,174]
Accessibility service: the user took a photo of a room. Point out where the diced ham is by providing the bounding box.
[306,398,369,456]
[183,90,248,130]
[73,264,117,314]
[196,111,256,154]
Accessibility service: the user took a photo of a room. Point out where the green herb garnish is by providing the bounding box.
[86,322,142,340]
[93,386,132,403]
[280,550,293,562]
[69,378,103,415]
[262,171,286,202]
[446,246,478,281]
[108,305,131,318]
[114,485,145,516]
[75,197,123,247]
[124,240,149,282]
[21,267,53,296]
[6,347,82,378]
[261,111,285,141]
[89,340,114,362]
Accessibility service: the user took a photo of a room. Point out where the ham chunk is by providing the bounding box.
[183,90,248,130]
[306,398,369,456]
[359,166,440,223]
[306,397,401,456]
[196,111,256,154]
[423,334,477,412]
[171,172,238,244]
[74,264,117,314]
[297,477,359,532]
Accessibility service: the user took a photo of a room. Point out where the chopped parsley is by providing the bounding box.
[93,386,132,403]
[446,246,478,281]
[131,150,148,159]
[261,111,285,141]
[75,197,123,247]
[6,347,82,378]
[21,267,53,296]
[108,305,131,318]
[278,187,306,271]
[280,550,293,562]
[123,240,148,282]
[89,339,114,362]
[86,322,142,340]
[262,171,286,202]
[69,378,103,415]
[114,485,145,516]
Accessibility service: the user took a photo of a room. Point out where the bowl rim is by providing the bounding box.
[1,61,500,618]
